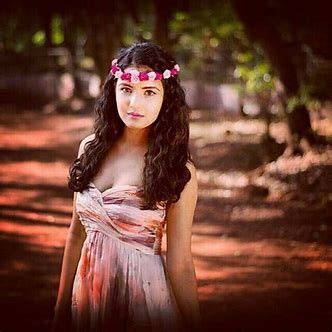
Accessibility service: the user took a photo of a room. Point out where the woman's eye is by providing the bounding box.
[120,88,155,96]
[145,90,156,96]
[121,88,131,93]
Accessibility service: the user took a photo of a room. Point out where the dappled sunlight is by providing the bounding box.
[306,260,332,271]
[197,170,249,188]
[197,264,259,282]
[0,112,93,149]
[1,128,58,148]
[191,117,268,172]
[230,206,284,221]
[190,115,266,145]
[193,234,331,260]
[0,108,331,331]
[1,206,69,225]
[0,1,331,329]
[269,121,289,144]
[3,161,69,185]
[1,220,68,246]
[193,233,331,313]
[0,187,41,205]
[191,235,323,259]
[312,117,332,136]
[264,150,331,173]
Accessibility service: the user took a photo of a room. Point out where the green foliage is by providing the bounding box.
[1,11,65,51]
[169,2,245,83]
[169,0,274,92]
[234,58,275,94]
[122,1,154,46]
[287,85,322,111]
[0,10,40,52]
[32,31,46,46]
[51,16,64,45]
[123,17,154,45]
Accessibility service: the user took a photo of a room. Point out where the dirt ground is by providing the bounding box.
[0,106,331,332]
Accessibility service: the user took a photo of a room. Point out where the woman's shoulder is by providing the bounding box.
[78,133,95,156]
[186,160,196,175]
[185,160,198,190]
[81,133,95,145]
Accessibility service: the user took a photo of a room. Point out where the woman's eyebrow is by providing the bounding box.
[119,83,160,91]
[142,86,160,91]
[119,83,133,88]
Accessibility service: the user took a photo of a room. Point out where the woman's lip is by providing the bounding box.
[128,112,144,117]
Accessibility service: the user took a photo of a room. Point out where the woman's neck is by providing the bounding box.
[117,127,149,151]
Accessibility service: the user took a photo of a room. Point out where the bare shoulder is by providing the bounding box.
[185,160,198,191]
[78,133,95,157]
[80,133,95,147]
[186,160,197,176]
[167,160,197,213]
[166,161,198,258]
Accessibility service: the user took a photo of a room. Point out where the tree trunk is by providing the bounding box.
[42,10,53,47]
[83,10,122,83]
[153,0,178,50]
[231,0,317,154]
[84,1,125,82]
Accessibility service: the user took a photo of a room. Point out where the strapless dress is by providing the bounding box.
[71,182,185,331]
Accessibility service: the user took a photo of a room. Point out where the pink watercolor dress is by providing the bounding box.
[72,182,185,331]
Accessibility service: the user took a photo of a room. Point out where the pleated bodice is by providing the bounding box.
[75,182,166,255]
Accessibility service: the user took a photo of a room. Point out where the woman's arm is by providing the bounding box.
[52,135,93,331]
[52,194,86,331]
[165,161,202,330]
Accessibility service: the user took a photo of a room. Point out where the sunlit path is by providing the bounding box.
[0,109,331,331]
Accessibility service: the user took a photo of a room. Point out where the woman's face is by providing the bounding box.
[115,66,164,128]
[115,65,165,129]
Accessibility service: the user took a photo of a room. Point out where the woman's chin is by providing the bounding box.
[123,122,148,129]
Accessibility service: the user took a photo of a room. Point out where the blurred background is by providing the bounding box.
[0,0,331,331]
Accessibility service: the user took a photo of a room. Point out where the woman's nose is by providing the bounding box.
[129,92,142,109]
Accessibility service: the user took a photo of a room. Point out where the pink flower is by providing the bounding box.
[139,72,149,81]
[148,72,157,81]
[131,75,140,83]
[171,68,178,76]
[115,70,123,78]
[121,73,131,81]
[155,72,163,80]
[127,69,139,83]
[110,62,180,81]
[111,65,119,74]
[129,69,140,76]
[163,69,171,79]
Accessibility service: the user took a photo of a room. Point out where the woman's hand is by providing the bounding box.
[51,304,71,332]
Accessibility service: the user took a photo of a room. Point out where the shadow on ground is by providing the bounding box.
[0,108,331,331]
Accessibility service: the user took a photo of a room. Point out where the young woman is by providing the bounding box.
[52,41,202,332]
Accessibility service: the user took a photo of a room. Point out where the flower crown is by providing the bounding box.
[110,58,180,83]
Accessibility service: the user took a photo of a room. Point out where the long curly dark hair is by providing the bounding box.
[68,41,194,210]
